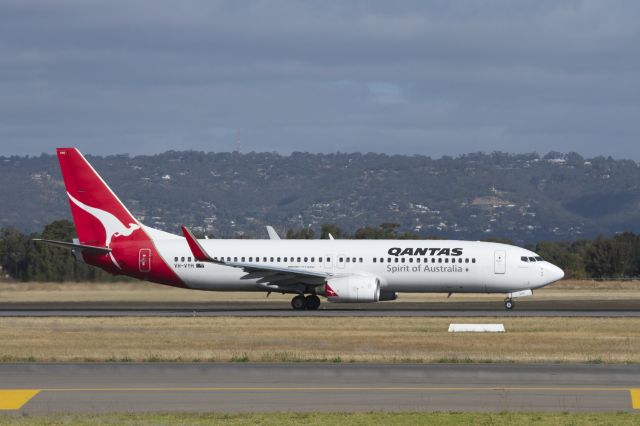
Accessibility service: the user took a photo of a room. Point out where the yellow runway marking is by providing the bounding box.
[631,389,640,409]
[0,390,40,410]
[3,387,638,410]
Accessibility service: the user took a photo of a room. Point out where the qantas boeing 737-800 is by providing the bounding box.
[36,148,564,310]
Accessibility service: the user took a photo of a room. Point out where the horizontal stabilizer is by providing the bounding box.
[32,239,111,254]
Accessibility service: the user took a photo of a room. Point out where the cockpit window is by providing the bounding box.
[520,256,529,262]
[528,257,536,262]
[535,256,544,261]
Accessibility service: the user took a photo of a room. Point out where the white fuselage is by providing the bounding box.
[148,230,564,294]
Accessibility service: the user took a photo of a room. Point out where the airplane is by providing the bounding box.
[35,147,564,310]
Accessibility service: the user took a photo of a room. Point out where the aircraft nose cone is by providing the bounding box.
[548,264,564,282]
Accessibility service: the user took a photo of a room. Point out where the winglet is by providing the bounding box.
[181,226,220,263]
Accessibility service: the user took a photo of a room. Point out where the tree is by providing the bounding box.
[26,220,79,281]
[584,236,624,278]
[285,228,315,239]
[0,228,31,280]
[354,223,401,239]
[320,224,346,239]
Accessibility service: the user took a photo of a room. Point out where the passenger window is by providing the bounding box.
[359,258,363,263]
[388,258,391,263]
[181,257,185,262]
[297,257,301,262]
[472,258,476,263]
[416,258,420,263]
[352,257,356,263]
[277,257,281,262]
[401,258,405,263]
[346,258,350,263]
[284,257,288,262]
[458,258,463,263]
[373,258,377,263]
[327,257,331,262]
[304,257,308,262]
[249,257,253,262]
[465,258,469,263]
[318,257,322,263]
[394,258,399,263]
[339,257,343,262]
[409,258,413,263]
[174,257,178,262]
[188,257,192,262]
[438,258,442,263]
[311,257,315,262]
[241,257,245,262]
[445,258,449,263]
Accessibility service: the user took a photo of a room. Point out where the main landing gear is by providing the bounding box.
[504,297,514,310]
[291,294,321,310]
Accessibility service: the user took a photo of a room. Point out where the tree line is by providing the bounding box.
[1,220,638,282]
[0,220,125,282]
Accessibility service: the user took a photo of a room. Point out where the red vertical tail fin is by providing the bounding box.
[55,148,185,287]
[57,148,140,247]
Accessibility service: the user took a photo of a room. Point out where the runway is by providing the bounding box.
[1,300,639,317]
[1,363,639,413]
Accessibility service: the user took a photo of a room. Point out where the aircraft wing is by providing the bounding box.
[181,226,330,289]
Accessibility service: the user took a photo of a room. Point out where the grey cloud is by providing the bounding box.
[0,0,639,158]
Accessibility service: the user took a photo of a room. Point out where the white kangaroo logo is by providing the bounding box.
[67,192,141,247]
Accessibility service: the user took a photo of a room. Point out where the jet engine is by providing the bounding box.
[318,276,380,303]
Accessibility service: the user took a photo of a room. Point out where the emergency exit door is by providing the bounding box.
[494,250,506,274]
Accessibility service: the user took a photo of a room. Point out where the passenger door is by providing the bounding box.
[324,254,333,270]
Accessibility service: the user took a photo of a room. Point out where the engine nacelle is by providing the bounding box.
[319,276,380,303]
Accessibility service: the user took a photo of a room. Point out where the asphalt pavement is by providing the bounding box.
[1,363,639,413]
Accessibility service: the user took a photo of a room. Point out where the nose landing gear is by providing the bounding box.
[504,298,514,310]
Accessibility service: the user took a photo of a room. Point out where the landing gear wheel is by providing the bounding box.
[305,295,321,310]
[291,295,307,310]
[504,298,514,310]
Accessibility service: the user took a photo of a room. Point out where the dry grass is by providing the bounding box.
[0,316,638,363]
[0,280,639,303]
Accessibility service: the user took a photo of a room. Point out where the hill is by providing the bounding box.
[1,150,639,244]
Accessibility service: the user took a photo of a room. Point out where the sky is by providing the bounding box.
[1,0,639,159]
